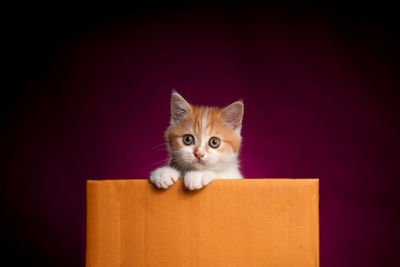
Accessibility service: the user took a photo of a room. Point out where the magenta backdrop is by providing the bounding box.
[3,2,400,266]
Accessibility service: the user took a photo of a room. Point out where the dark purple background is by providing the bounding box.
[3,1,400,266]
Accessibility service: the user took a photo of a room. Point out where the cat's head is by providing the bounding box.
[166,91,244,172]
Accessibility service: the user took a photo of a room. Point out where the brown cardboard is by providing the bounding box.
[86,179,319,266]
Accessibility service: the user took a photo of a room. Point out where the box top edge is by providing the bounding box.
[86,178,319,183]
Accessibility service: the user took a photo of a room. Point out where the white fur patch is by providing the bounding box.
[201,109,209,132]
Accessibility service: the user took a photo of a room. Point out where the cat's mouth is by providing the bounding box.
[194,159,206,165]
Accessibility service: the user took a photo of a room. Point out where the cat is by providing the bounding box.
[150,91,244,190]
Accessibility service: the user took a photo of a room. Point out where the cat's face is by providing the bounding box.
[166,91,243,172]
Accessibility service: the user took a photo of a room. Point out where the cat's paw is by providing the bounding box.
[184,171,214,190]
[150,166,180,189]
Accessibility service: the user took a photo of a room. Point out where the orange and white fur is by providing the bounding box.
[150,91,244,190]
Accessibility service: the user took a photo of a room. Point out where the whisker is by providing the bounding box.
[146,158,169,168]
[152,147,169,151]
[151,143,167,150]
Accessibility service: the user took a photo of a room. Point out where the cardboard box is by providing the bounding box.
[86,179,319,266]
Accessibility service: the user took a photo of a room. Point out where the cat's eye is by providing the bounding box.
[208,137,220,148]
[183,134,194,145]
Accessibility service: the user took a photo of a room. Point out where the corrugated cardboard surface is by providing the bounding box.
[86,179,319,267]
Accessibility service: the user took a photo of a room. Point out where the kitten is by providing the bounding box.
[150,91,244,190]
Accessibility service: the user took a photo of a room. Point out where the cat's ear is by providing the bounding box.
[170,90,192,124]
[221,100,244,133]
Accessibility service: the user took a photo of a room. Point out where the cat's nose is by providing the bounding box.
[194,152,204,160]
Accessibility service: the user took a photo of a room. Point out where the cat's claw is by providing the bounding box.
[184,171,213,190]
[150,166,180,189]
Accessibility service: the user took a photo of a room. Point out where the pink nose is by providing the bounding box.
[195,152,204,160]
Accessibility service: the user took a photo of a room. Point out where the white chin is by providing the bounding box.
[192,161,206,168]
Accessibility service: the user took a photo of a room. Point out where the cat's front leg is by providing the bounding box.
[184,170,216,190]
[150,166,181,189]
